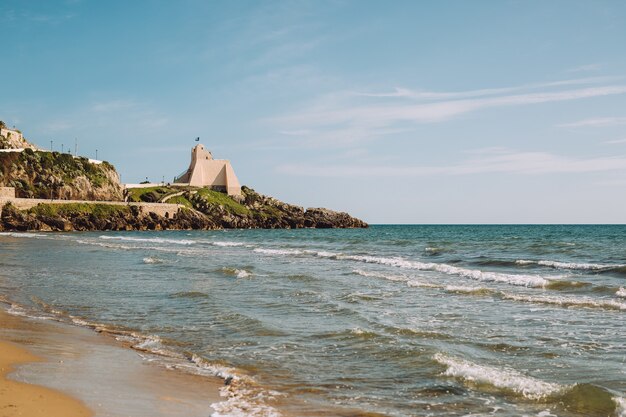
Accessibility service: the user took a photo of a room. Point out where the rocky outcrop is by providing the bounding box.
[187,186,368,229]
[0,186,368,232]
[0,202,215,232]
[0,149,123,201]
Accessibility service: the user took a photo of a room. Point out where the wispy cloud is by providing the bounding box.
[567,63,604,73]
[558,116,626,128]
[353,77,616,101]
[271,81,626,147]
[606,138,626,144]
[277,148,626,178]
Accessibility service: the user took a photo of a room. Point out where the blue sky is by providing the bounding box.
[2,0,626,223]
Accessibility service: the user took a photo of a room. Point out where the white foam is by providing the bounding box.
[235,269,252,279]
[614,396,626,417]
[501,293,626,311]
[433,353,565,400]
[0,232,47,238]
[187,355,282,417]
[99,235,196,245]
[212,241,246,247]
[344,255,548,287]
[516,259,624,270]
[616,288,626,298]
[142,257,164,264]
[254,248,303,256]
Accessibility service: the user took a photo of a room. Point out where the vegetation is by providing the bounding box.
[194,188,250,216]
[27,203,130,218]
[0,150,121,199]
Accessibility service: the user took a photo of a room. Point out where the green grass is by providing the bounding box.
[195,188,250,216]
[27,203,130,218]
[166,195,193,208]
[125,186,179,202]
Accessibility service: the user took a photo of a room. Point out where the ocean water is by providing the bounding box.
[0,225,625,417]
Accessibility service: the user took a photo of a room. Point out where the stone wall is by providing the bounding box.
[0,197,182,219]
[0,187,15,198]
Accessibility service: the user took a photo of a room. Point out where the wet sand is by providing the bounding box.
[0,308,223,417]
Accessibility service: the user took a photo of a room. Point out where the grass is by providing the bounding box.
[195,188,250,216]
[167,195,193,208]
[125,186,179,202]
[27,203,130,218]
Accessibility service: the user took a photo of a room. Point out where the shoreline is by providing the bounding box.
[0,336,92,417]
[0,306,224,417]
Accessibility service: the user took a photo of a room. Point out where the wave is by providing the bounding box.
[99,235,196,245]
[343,255,549,287]
[142,256,164,264]
[212,241,246,247]
[254,248,304,256]
[0,232,48,238]
[352,270,624,311]
[500,293,626,311]
[222,267,253,279]
[616,397,626,417]
[616,288,626,298]
[516,259,626,272]
[433,353,566,400]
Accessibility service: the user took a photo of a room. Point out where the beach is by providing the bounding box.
[0,310,91,417]
[0,308,223,417]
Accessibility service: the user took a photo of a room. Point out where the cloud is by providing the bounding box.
[606,138,626,144]
[558,117,626,128]
[271,83,626,147]
[353,77,615,101]
[567,63,604,73]
[276,148,626,178]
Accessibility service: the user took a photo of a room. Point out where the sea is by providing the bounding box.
[0,225,624,417]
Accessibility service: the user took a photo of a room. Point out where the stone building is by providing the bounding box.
[174,144,241,196]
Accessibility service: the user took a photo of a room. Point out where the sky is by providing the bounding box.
[1,0,626,224]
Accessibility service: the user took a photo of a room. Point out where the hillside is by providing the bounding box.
[0,149,124,201]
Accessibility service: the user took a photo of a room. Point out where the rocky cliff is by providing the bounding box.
[0,149,124,201]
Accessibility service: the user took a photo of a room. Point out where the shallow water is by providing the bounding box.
[0,225,625,416]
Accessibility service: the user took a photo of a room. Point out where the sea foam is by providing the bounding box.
[343,255,549,287]
[433,353,565,400]
[501,293,626,311]
[516,259,624,271]
[99,235,196,245]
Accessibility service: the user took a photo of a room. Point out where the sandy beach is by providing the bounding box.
[0,310,92,417]
[0,307,223,417]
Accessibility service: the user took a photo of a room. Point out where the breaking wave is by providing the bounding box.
[99,235,196,245]
[212,241,246,247]
[500,293,626,311]
[142,256,164,264]
[433,353,566,400]
[616,288,626,298]
[343,255,549,287]
[516,259,626,272]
